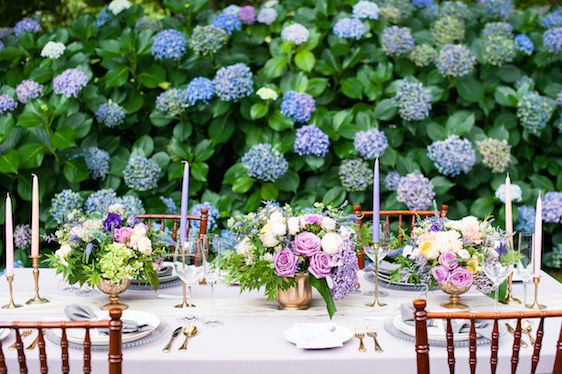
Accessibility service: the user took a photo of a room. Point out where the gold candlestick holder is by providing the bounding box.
[3,275,22,309]
[500,273,521,305]
[26,256,49,305]
[366,245,386,308]
[526,276,546,310]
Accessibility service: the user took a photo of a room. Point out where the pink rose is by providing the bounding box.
[449,267,473,289]
[308,251,331,279]
[292,232,321,257]
[439,251,459,270]
[114,227,133,243]
[273,248,299,277]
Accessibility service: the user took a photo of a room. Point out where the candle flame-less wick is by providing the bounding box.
[182,160,190,166]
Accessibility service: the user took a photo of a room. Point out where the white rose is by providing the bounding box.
[287,217,300,235]
[271,221,286,236]
[259,224,280,248]
[339,226,352,240]
[136,236,152,255]
[321,217,336,231]
[321,233,344,255]
[269,211,284,223]
[128,225,147,247]
[40,41,65,59]
[458,249,471,259]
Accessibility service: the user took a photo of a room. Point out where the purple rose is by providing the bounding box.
[114,227,133,243]
[308,251,332,279]
[292,232,321,257]
[273,248,299,277]
[439,251,458,270]
[449,267,473,289]
[431,265,450,283]
[103,213,122,232]
[304,214,322,225]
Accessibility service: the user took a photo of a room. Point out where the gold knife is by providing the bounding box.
[162,327,183,353]
[505,323,528,348]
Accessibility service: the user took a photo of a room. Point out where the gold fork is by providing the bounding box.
[367,330,384,352]
[9,329,32,350]
[354,331,367,352]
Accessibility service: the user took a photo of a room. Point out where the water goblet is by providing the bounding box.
[483,248,513,311]
[204,235,223,327]
[517,233,534,305]
[173,239,203,322]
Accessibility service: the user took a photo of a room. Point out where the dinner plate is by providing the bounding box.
[0,329,10,341]
[393,315,471,342]
[53,310,159,346]
[130,262,179,285]
[284,325,353,348]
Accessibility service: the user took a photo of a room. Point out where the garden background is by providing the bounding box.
[0,0,561,278]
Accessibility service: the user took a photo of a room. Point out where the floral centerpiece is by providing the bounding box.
[222,202,358,318]
[47,203,171,290]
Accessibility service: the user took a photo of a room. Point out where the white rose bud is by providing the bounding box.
[321,232,344,255]
[269,211,284,223]
[458,249,471,259]
[259,223,280,248]
[136,237,153,255]
[287,217,300,235]
[321,217,336,231]
[271,221,286,236]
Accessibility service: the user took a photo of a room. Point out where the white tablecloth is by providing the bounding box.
[0,268,561,374]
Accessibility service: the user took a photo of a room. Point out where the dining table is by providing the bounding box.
[1,268,561,374]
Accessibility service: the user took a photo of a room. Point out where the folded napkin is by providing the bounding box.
[295,323,342,349]
[64,304,151,335]
[158,265,173,278]
[400,304,492,340]
[364,261,398,273]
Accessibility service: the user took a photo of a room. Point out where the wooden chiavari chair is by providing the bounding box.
[136,209,209,244]
[413,299,562,374]
[0,308,123,374]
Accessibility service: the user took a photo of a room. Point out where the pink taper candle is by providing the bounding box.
[533,193,542,276]
[31,174,39,258]
[505,173,513,248]
[5,193,14,277]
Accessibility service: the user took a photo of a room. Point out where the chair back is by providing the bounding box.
[413,299,562,374]
[136,209,209,243]
[0,308,123,374]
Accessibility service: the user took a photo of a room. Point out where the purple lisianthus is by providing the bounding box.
[308,251,332,279]
[103,213,122,232]
[293,232,321,257]
[428,223,440,232]
[273,248,299,277]
[432,265,450,283]
[439,251,458,270]
[449,267,473,289]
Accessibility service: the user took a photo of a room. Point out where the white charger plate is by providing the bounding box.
[393,315,471,342]
[53,310,159,346]
[284,325,353,349]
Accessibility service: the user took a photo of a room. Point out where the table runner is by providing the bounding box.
[0,268,561,374]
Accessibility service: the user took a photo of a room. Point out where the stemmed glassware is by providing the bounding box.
[517,233,534,305]
[204,235,223,327]
[482,242,514,311]
[173,236,205,322]
[364,222,391,307]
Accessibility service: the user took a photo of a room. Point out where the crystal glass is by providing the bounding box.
[517,233,534,305]
[173,237,205,322]
[204,234,223,327]
[483,245,513,311]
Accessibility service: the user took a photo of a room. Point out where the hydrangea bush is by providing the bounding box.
[0,0,561,259]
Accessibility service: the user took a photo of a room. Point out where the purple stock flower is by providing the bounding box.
[439,251,458,270]
[293,232,321,257]
[238,6,257,25]
[103,213,122,232]
[449,267,473,289]
[308,251,331,279]
[273,248,298,277]
[330,241,359,300]
[432,265,450,283]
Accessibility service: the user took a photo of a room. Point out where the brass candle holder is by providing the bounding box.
[526,275,546,310]
[3,275,22,309]
[501,273,521,305]
[366,244,387,308]
[26,256,49,305]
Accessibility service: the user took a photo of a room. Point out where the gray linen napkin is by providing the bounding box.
[64,304,151,335]
[158,265,173,277]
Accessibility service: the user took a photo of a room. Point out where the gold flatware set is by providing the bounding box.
[163,324,198,352]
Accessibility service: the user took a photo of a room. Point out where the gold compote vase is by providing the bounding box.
[277,273,312,310]
[438,281,472,309]
[98,279,131,310]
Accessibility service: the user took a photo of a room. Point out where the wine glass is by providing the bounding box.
[517,233,534,305]
[483,246,513,311]
[204,235,223,327]
[364,222,391,307]
[173,238,204,322]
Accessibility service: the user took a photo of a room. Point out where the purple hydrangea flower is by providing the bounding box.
[280,91,316,123]
[238,6,257,25]
[53,68,89,97]
[541,9,562,29]
[427,135,476,177]
[385,171,400,191]
[190,202,220,230]
[381,26,415,56]
[96,8,112,27]
[214,63,253,102]
[242,144,288,182]
[353,1,380,19]
[543,192,562,224]
[396,173,435,210]
[330,241,359,300]
[412,0,434,8]
[83,147,110,180]
[437,44,476,77]
[339,159,372,192]
[394,79,432,121]
[14,224,31,250]
[294,125,330,157]
[333,18,367,40]
[354,129,388,160]
[211,13,241,35]
[123,155,161,191]
[0,95,17,115]
[516,205,535,233]
[514,34,534,55]
[543,28,562,53]
[257,8,277,25]
[151,29,187,60]
[281,23,310,45]
[13,18,41,36]
[15,80,43,103]
[0,41,4,52]
[95,102,126,128]
[186,77,215,105]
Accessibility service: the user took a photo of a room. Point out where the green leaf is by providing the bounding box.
[63,158,88,183]
[470,197,494,217]
[456,77,484,103]
[149,111,173,127]
[305,156,325,170]
[17,111,44,128]
[250,103,268,120]
[232,177,255,193]
[262,56,288,79]
[322,187,346,206]
[373,99,396,121]
[0,150,20,174]
[529,175,554,191]
[191,161,209,182]
[194,139,214,162]
[261,183,279,200]
[307,78,328,97]
[431,176,454,195]
[277,170,299,192]
[294,50,316,72]
[268,111,293,131]
[309,276,336,319]
[105,66,129,88]
[17,144,45,169]
[50,127,76,150]
[132,135,154,156]
[494,86,518,107]
[426,122,447,141]
[138,65,166,89]
[341,78,363,99]
[209,116,235,144]
[446,111,475,136]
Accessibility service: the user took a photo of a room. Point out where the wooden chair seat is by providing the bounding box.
[0,308,123,374]
[413,299,562,374]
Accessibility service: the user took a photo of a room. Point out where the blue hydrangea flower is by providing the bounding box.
[339,159,372,192]
[495,183,523,203]
[0,27,11,39]
[514,34,534,55]
[15,80,43,103]
[294,125,330,157]
[437,44,476,77]
[155,88,188,116]
[517,91,555,135]
[280,91,316,123]
[333,18,367,40]
[117,195,145,216]
[543,28,562,53]
[0,95,17,115]
[151,29,187,60]
[394,79,432,121]
[214,63,253,102]
[353,1,380,19]
[515,75,534,90]
[542,192,562,224]
[95,102,126,128]
[412,0,434,8]
[186,77,214,105]
[13,18,41,36]
[480,0,512,20]
[83,147,110,180]
[354,129,388,160]
[482,22,513,38]
[432,16,465,45]
[396,173,435,210]
[281,23,310,45]
[516,205,535,233]
[427,135,476,177]
[134,17,161,33]
[53,68,89,97]
[14,224,31,250]
[409,44,438,67]
[50,189,83,224]
[381,26,415,56]
[223,5,240,14]
[484,36,515,66]
[190,202,220,231]
[257,8,278,25]
[219,229,237,252]
[211,13,241,35]
[96,8,112,27]
[85,189,118,216]
[0,41,3,52]
[123,155,161,191]
[189,25,228,56]
[541,9,562,29]
[241,144,288,182]
[438,1,471,20]
[160,196,177,214]
[385,171,400,191]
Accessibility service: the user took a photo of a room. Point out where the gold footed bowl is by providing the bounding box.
[277,273,312,310]
[438,281,472,310]
[98,279,131,310]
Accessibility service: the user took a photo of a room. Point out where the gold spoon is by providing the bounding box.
[178,325,198,351]
[521,321,536,346]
